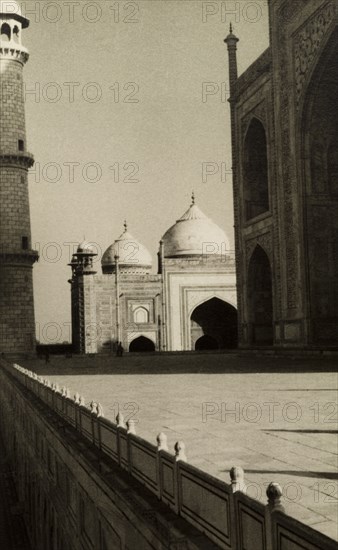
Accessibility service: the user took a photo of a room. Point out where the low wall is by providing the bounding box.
[0,361,336,550]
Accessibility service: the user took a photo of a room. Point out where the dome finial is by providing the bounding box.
[229,22,233,34]
[123,220,128,232]
[191,191,195,206]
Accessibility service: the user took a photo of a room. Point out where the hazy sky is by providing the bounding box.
[18,0,269,342]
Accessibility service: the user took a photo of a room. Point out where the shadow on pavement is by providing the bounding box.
[19,353,338,376]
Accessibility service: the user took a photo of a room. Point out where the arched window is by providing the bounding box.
[0,23,11,42]
[13,25,20,43]
[243,118,269,221]
[133,306,149,324]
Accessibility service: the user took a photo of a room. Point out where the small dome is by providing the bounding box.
[161,199,230,257]
[102,224,152,274]
[77,241,96,254]
[0,1,22,16]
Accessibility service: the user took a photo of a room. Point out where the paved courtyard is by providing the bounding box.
[22,353,338,541]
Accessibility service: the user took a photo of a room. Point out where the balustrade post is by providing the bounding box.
[156,432,168,500]
[265,482,284,550]
[230,466,246,493]
[90,401,101,447]
[229,466,246,549]
[126,419,136,474]
[174,441,186,514]
[94,403,104,449]
[116,413,126,469]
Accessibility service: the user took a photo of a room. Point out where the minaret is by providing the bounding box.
[224,23,239,91]
[0,1,38,355]
[224,24,242,343]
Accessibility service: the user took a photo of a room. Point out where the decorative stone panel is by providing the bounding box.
[294,2,335,107]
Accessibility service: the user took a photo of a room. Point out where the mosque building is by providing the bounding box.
[69,195,237,353]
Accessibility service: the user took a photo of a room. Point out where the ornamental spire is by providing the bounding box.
[224,22,239,92]
[191,191,195,206]
[123,220,128,232]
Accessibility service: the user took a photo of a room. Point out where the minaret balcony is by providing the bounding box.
[0,41,29,63]
[0,248,39,265]
[0,151,34,168]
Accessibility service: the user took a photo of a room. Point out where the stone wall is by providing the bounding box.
[0,361,336,550]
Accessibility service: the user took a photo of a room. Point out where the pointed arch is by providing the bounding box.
[129,336,155,352]
[0,22,11,41]
[302,29,338,343]
[243,117,269,221]
[190,297,238,349]
[13,25,20,44]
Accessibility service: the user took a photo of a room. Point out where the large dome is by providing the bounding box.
[161,201,230,257]
[102,224,152,274]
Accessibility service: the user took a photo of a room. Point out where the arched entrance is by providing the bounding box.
[195,335,218,350]
[129,336,155,352]
[248,246,273,345]
[302,30,338,344]
[243,118,269,221]
[190,297,238,350]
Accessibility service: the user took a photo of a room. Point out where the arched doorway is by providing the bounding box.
[129,336,155,352]
[195,335,218,350]
[248,246,273,345]
[302,30,338,344]
[190,297,238,350]
[243,118,269,221]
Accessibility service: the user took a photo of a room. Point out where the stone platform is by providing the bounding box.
[22,352,338,542]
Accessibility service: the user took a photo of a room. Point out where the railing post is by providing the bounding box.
[116,412,126,469]
[265,482,284,550]
[156,432,168,500]
[95,403,104,449]
[90,401,99,446]
[126,419,136,474]
[174,441,186,514]
[230,466,246,493]
[74,393,81,429]
[229,466,246,550]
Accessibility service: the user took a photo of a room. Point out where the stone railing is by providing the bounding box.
[4,362,337,550]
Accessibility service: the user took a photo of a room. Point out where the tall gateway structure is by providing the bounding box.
[225,0,338,349]
[0,0,38,355]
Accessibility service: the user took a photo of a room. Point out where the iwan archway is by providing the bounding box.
[190,297,238,350]
[302,29,338,344]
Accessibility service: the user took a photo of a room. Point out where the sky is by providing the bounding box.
[17,0,269,343]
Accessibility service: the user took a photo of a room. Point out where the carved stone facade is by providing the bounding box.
[226,0,338,347]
